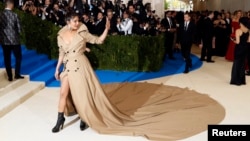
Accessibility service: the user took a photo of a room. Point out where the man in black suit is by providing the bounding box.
[107,9,118,35]
[40,0,53,21]
[177,13,196,73]
[0,0,24,81]
[161,11,176,60]
[82,13,94,33]
[128,4,140,21]
[51,3,65,27]
[92,11,106,36]
[224,11,232,50]
[199,11,215,63]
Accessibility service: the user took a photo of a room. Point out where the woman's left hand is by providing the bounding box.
[54,70,60,80]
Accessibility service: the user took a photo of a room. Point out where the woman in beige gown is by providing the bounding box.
[52,12,225,141]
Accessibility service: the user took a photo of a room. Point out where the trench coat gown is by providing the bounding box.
[56,24,225,141]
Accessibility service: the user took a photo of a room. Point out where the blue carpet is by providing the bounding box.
[0,45,203,87]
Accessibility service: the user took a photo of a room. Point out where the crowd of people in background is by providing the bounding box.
[11,0,162,36]
[1,0,250,83]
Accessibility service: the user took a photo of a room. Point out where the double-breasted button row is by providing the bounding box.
[63,62,79,73]
[65,50,76,54]
[74,68,80,72]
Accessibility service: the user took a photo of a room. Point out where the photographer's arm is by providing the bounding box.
[22,2,28,11]
[30,6,37,16]
[69,0,75,8]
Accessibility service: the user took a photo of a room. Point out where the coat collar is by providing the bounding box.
[57,23,88,51]
[58,23,88,36]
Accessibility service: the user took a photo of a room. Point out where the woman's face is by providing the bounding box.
[237,11,242,18]
[67,16,80,30]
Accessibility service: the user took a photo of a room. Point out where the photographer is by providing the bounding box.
[132,16,149,35]
[136,0,146,18]
[145,10,157,27]
[22,0,37,16]
[107,9,119,35]
[117,10,133,35]
[51,3,65,27]
[105,0,114,10]
[128,4,139,21]
[40,0,53,21]
[57,0,68,10]
[114,0,126,18]
[35,0,44,18]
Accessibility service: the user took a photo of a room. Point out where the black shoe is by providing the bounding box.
[15,75,24,79]
[230,82,241,86]
[80,120,88,131]
[52,112,65,133]
[207,60,215,63]
[200,58,205,61]
[183,69,189,74]
[8,77,13,81]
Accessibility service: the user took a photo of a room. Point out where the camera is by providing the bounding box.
[26,1,33,6]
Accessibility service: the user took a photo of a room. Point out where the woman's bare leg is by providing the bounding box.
[52,76,70,133]
[58,76,70,112]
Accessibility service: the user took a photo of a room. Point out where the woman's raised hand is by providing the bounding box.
[105,17,110,30]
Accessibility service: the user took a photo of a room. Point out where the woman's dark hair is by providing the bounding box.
[207,11,214,16]
[65,11,79,22]
[239,17,250,29]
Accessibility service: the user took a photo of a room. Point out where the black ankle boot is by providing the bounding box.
[80,120,87,131]
[52,112,65,133]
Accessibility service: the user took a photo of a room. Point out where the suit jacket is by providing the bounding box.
[202,17,214,40]
[83,20,94,34]
[177,21,196,44]
[161,17,176,37]
[52,10,65,27]
[0,9,21,45]
[132,21,146,35]
[92,18,106,36]
[108,16,118,35]
[225,18,232,36]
